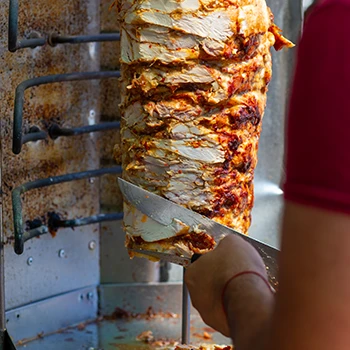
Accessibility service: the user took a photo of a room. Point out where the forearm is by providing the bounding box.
[223,275,274,350]
[267,203,350,350]
[185,235,275,340]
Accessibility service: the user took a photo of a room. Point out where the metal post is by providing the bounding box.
[0,207,6,349]
[0,140,15,350]
[181,268,191,344]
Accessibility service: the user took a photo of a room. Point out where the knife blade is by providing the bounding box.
[118,178,280,288]
[129,250,202,268]
[129,249,192,267]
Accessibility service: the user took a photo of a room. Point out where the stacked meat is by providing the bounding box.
[114,0,293,257]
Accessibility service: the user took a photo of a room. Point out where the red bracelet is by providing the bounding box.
[221,271,275,319]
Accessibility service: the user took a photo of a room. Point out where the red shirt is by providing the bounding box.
[284,0,350,214]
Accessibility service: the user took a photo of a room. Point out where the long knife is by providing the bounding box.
[118,178,279,288]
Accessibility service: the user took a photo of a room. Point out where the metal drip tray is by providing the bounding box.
[7,283,230,350]
[14,312,228,350]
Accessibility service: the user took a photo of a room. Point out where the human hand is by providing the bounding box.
[185,234,272,338]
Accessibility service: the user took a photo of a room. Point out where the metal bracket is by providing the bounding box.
[47,121,120,140]
[8,0,120,52]
[19,121,121,147]
[12,166,123,255]
[12,70,121,154]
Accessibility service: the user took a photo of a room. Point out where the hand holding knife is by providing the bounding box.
[118,178,279,289]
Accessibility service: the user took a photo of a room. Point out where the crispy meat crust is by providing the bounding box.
[127,231,216,258]
[116,0,293,257]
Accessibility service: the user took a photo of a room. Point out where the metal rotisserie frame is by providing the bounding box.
[0,0,303,348]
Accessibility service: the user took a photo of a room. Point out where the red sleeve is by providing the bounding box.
[283,1,350,215]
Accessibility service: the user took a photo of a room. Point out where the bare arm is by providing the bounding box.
[270,202,350,350]
[219,202,350,350]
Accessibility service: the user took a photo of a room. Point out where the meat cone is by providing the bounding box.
[114,0,293,259]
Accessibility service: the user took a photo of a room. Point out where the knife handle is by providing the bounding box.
[191,253,202,264]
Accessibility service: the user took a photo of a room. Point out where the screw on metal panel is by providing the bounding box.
[87,292,94,300]
[79,294,84,301]
[88,240,96,250]
[16,313,20,319]
[27,257,33,266]
[58,249,65,258]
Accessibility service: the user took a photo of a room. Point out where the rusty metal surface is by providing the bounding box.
[0,0,103,309]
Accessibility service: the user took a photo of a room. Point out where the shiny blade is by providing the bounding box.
[118,178,280,289]
[129,249,191,267]
[118,178,240,242]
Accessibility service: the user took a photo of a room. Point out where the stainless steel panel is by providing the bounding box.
[250,195,284,247]
[100,283,231,347]
[15,323,99,350]
[96,313,230,349]
[13,283,230,349]
[6,286,98,344]
[250,0,302,246]
[15,311,228,350]
[303,0,314,10]
[100,220,160,283]
[99,283,183,315]
[5,225,99,310]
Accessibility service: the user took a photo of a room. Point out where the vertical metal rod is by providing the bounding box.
[0,245,4,331]
[8,0,19,52]
[181,268,191,344]
[0,193,6,350]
